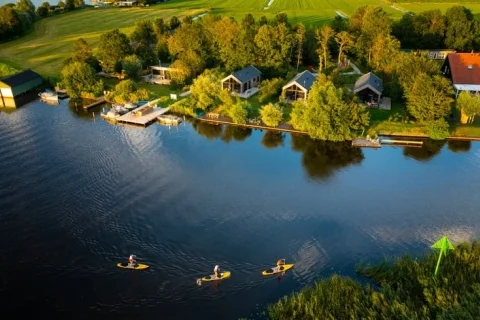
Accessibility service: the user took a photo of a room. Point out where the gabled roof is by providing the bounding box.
[446,53,480,85]
[353,72,383,96]
[150,63,172,69]
[0,69,42,87]
[229,65,261,83]
[282,70,316,92]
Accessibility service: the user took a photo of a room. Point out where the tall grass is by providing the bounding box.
[269,241,480,319]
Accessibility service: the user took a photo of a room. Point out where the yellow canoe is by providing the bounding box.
[117,262,149,270]
[201,271,231,282]
[262,264,294,276]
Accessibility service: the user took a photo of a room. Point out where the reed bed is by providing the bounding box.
[269,241,480,319]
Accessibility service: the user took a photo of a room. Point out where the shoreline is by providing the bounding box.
[196,116,480,142]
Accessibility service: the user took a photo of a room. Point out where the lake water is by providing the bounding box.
[1,99,480,319]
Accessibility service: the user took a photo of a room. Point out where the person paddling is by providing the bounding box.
[277,258,285,270]
[214,265,221,279]
[128,254,136,266]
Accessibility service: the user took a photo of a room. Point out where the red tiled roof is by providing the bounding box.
[447,53,480,85]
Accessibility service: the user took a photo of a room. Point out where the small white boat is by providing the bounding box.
[101,109,121,120]
[112,104,129,115]
[157,115,183,125]
[124,102,137,110]
[39,91,59,103]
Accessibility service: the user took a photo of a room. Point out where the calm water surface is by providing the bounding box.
[1,100,480,319]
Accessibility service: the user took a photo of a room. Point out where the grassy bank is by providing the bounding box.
[269,241,480,319]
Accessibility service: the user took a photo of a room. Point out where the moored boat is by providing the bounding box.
[39,91,59,103]
[101,109,121,121]
[157,114,183,125]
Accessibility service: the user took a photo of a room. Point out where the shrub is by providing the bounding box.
[227,100,249,124]
[258,78,285,103]
[260,103,283,127]
[425,119,450,140]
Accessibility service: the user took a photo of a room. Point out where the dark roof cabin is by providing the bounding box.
[282,70,316,102]
[353,72,383,103]
[441,52,480,96]
[0,69,43,108]
[221,65,261,95]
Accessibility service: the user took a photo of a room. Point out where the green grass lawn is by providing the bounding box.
[0,6,204,77]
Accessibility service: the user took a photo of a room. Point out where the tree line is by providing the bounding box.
[59,5,480,140]
[0,0,84,42]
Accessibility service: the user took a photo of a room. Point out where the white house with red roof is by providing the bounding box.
[441,52,480,97]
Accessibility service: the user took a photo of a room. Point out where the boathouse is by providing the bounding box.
[353,72,383,105]
[221,65,261,97]
[281,70,316,102]
[0,69,43,108]
[441,52,480,97]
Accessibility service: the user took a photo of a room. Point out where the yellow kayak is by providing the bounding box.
[117,262,150,270]
[201,271,231,282]
[262,264,294,276]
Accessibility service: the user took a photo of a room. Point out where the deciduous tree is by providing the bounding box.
[130,20,156,45]
[258,78,285,103]
[97,29,132,73]
[227,100,249,124]
[260,103,283,127]
[445,6,480,51]
[190,69,225,110]
[106,79,149,103]
[121,54,142,80]
[294,23,306,72]
[457,91,480,124]
[290,76,369,141]
[60,61,103,99]
[315,24,334,72]
[335,31,354,66]
[405,73,453,121]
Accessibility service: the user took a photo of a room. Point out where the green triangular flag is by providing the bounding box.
[431,236,454,276]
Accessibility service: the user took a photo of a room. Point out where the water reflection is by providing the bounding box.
[291,134,364,180]
[0,107,17,115]
[191,120,223,140]
[68,99,104,120]
[261,131,285,149]
[403,140,446,162]
[448,140,472,153]
[221,126,252,143]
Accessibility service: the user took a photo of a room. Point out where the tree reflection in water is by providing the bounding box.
[190,120,253,142]
[261,131,285,149]
[291,134,364,180]
[191,120,223,140]
[402,140,446,162]
[221,126,252,143]
[68,99,104,121]
[447,140,472,153]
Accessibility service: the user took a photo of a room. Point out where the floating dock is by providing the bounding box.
[116,100,170,127]
[352,138,381,148]
[84,96,105,110]
[380,139,423,146]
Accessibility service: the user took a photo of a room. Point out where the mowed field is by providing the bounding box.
[2,0,480,77]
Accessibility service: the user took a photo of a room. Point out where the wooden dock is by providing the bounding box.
[380,139,423,146]
[84,96,105,110]
[116,100,170,127]
[352,138,381,148]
